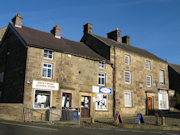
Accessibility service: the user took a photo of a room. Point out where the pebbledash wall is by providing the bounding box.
[23,46,113,118]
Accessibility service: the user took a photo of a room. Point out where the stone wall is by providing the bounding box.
[0,103,24,121]
[111,46,169,116]
[23,46,113,118]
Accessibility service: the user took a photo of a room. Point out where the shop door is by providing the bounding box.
[147,97,153,114]
[81,96,90,118]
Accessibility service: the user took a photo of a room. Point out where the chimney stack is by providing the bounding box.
[107,28,121,43]
[84,23,92,35]
[12,13,23,28]
[122,35,130,45]
[51,25,61,39]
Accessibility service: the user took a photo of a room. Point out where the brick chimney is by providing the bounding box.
[107,28,121,43]
[122,35,130,45]
[12,13,23,28]
[84,23,92,35]
[51,25,61,39]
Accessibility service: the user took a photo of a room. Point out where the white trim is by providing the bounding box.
[99,61,105,69]
[43,49,54,60]
[158,90,169,110]
[125,71,131,84]
[146,60,151,70]
[42,62,53,79]
[33,89,52,109]
[95,93,108,111]
[124,92,132,107]
[125,54,131,65]
[159,70,165,85]
[98,73,106,86]
[146,75,152,87]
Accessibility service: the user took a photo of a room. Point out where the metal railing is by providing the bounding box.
[23,107,80,125]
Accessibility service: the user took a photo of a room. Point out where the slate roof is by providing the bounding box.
[9,23,106,61]
[169,63,180,74]
[91,34,166,63]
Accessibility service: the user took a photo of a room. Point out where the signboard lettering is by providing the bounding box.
[32,80,59,91]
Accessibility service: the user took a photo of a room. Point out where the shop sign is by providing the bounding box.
[32,80,59,91]
[99,87,112,94]
[92,86,112,94]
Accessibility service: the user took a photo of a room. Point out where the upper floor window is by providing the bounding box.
[159,70,165,85]
[44,50,53,60]
[43,63,53,79]
[98,73,105,86]
[99,61,105,69]
[125,71,131,84]
[125,55,131,65]
[146,75,152,87]
[124,92,132,107]
[146,60,151,70]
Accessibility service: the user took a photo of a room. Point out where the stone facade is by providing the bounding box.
[23,47,113,118]
[81,23,169,116]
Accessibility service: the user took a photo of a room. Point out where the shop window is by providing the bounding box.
[99,61,105,69]
[158,91,169,110]
[146,75,152,87]
[43,63,52,79]
[81,96,90,108]
[98,73,105,86]
[34,90,51,109]
[62,93,72,108]
[159,70,165,85]
[125,71,131,84]
[44,49,53,59]
[124,92,132,107]
[125,55,131,65]
[96,94,108,111]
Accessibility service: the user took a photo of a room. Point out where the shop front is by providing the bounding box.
[32,80,59,109]
[158,88,169,110]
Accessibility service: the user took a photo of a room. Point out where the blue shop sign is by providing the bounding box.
[99,87,112,94]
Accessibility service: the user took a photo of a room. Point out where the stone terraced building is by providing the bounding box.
[0,14,169,121]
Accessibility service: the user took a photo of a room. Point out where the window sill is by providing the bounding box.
[95,110,108,112]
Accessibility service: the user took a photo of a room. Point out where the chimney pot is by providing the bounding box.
[12,13,23,28]
[51,25,61,39]
[107,29,121,43]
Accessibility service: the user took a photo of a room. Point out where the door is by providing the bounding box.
[147,97,153,114]
[81,96,90,118]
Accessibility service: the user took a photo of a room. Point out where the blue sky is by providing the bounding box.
[0,0,180,65]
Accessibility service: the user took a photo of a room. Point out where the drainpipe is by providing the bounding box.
[113,46,116,116]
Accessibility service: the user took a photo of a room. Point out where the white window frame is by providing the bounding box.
[33,89,52,109]
[42,63,53,79]
[125,71,131,84]
[98,73,105,86]
[125,55,131,65]
[124,92,132,107]
[146,75,152,87]
[159,70,165,85]
[44,49,54,60]
[99,61,105,69]
[158,91,169,110]
[95,94,108,111]
[146,60,151,70]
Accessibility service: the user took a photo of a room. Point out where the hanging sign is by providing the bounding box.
[135,113,146,124]
[92,86,112,94]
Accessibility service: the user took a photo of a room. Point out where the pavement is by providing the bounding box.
[80,111,180,131]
